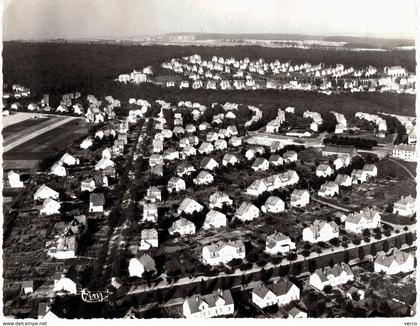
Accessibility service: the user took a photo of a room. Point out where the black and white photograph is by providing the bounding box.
[0,0,418,322]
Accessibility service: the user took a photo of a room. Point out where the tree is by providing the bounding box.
[370,243,377,256]
[344,251,350,264]
[291,263,302,275]
[395,237,402,249]
[309,259,317,273]
[358,247,365,260]
[324,285,332,294]
[405,232,414,246]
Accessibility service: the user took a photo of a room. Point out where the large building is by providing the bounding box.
[322,145,358,158]
[392,144,416,162]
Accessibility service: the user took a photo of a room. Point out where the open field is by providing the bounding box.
[2,112,35,128]
[2,112,54,138]
[3,119,89,171]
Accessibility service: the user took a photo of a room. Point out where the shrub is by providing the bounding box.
[324,285,333,294]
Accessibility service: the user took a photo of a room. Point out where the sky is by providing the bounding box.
[2,0,418,41]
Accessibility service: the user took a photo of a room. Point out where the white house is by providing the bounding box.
[143,203,158,223]
[374,249,415,275]
[283,151,298,163]
[164,149,180,161]
[53,274,77,295]
[246,179,268,196]
[302,220,339,243]
[235,202,260,221]
[261,196,285,213]
[49,162,66,177]
[251,158,270,171]
[333,156,350,170]
[95,158,115,171]
[21,281,34,295]
[198,142,214,155]
[363,164,377,177]
[128,254,156,278]
[245,149,257,160]
[288,307,307,319]
[334,174,352,187]
[40,198,61,215]
[229,136,242,147]
[393,195,416,216]
[167,177,186,193]
[345,208,381,233]
[140,228,159,250]
[146,186,161,203]
[346,287,365,301]
[316,164,334,178]
[7,170,24,188]
[222,153,239,166]
[351,169,367,184]
[269,155,284,166]
[59,152,79,166]
[265,232,296,255]
[202,240,245,265]
[203,210,227,230]
[318,182,339,197]
[183,289,234,318]
[252,280,300,308]
[169,217,196,236]
[178,198,204,215]
[309,263,354,290]
[209,191,233,209]
[290,189,310,207]
[81,178,96,192]
[34,184,59,201]
[80,138,93,149]
[200,157,219,171]
[214,139,228,151]
[193,171,214,185]
[176,163,196,177]
[89,193,105,212]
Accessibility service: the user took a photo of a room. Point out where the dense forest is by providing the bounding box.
[3,41,415,93]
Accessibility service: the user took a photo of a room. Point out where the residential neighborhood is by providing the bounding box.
[2,5,417,320]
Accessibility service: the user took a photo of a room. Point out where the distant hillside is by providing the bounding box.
[192,33,324,41]
[324,36,415,49]
[2,41,415,116]
[158,33,414,49]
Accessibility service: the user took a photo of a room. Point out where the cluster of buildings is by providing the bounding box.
[117,54,415,94]
[7,92,120,124]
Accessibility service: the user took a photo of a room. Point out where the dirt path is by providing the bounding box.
[386,157,416,181]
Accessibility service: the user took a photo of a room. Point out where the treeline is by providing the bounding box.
[3,41,415,96]
[324,135,378,149]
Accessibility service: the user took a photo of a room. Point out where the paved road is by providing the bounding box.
[126,227,414,296]
[3,116,79,152]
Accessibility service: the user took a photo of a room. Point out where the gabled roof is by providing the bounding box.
[314,263,353,281]
[375,249,412,267]
[395,195,416,205]
[137,254,156,272]
[236,202,259,216]
[317,164,332,172]
[185,290,233,314]
[265,196,284,206]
